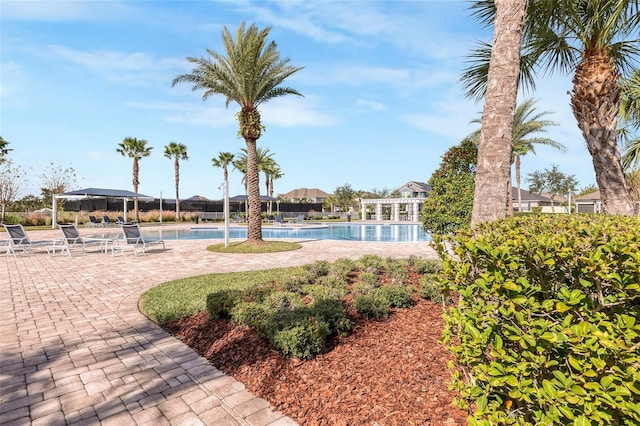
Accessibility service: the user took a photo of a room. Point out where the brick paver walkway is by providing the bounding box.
[0,224,438,425]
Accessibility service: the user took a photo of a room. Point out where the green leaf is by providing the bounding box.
[476,394,488,412]
[542,379,556,398]
[556,301,571,313]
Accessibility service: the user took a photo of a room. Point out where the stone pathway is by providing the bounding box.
[0,224,438,425]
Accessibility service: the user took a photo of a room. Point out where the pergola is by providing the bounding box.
[360,198,425,222]
[52,187,153,229]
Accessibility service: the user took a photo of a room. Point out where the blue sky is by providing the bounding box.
[1,0,595,201]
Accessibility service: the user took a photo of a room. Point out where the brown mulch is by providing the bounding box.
[163,297,470,426]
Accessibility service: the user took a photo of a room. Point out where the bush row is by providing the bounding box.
[435,214,640,425]
[206,255,444,359]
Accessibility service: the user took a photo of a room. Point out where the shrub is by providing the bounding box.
[262,291,305,311]
[280,272,313,293]
[206,289,242,319]
[271,318,331,359]
[412,258,443,274]
[303,260,331,278]
[354,293,390,319]
[357,254,385,274]
[242,283,276,303]
[436,215,640,425]
[419,274,445,303]
[385,260,408,285]
[302,284,346,302]
[358,271,379,287]
[329,258,356,277]
[374,285,414,308]
[230,302,274,328]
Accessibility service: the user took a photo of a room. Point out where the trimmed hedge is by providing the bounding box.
[435,215,640,425]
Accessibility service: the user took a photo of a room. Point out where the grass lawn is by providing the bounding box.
[140,266,306,324]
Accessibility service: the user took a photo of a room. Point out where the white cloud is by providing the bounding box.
[356,99,387,111]
[261,97,338,127]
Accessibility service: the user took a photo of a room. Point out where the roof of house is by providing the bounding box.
[512,187,552,202]
[279,188,331,200]
[574,190,601,201]
[398,181,431,192]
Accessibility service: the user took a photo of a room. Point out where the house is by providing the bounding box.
[512,188,567,212]
[574,190,603,213]
[396,181,431,198]
[279,188,331,203]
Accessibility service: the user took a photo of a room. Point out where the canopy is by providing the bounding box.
[52,187,154,228]
[58,188,153,200]
[227,194,276,202]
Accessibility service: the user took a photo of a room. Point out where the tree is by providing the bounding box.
[212,151,235,202]
[172,22,303,243]
[163,142,188,221]
[577,184,598,197]
[527,164,579,211]
[465,0,528,226]
[39,161,78,207]
[233,147,275,216]
[620,69,640,170]
[334,184,357,213]
[0,136,11,164]
[116,137,153,222]
[422,138,477,234]
[625,168,640,213]
[264,162,284,215]
[469,98,564,213]
[463,0,640,215]
[0,160,27,223]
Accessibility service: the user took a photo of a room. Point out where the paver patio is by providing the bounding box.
[0,224,438,425]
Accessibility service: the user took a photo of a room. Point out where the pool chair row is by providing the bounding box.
[2,223,165,257]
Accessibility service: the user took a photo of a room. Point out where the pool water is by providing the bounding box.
[136,223,431,243]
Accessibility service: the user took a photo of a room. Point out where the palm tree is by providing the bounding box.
[212,151,235,245]
[463,0,640,215]
[163,142,188,221]
[0,136,11,164]
[116,137,153,222]
[172,22,303,242]
[620,69,640,170]
[233,147,275,217]
[470,99,564,212]
[264,163,284,215]
[467,0,528,226]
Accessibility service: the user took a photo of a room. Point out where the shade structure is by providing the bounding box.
[52,187,154,228]
[226,194,277,202]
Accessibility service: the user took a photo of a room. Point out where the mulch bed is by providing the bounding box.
[163,297,469,425]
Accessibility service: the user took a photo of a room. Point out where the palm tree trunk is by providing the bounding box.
[174,159,180,221]
[245,138,263,242]
[507,168,513,215]
[471,0,526,227]
[571,53,633,215]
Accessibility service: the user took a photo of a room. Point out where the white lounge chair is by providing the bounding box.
[113,223,165,256]
[3,224,61,255]
[56,224,113,256]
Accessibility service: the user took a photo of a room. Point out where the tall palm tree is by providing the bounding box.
[116,137,153,222]
[264,163,284,215]
[467,0,528,226]
[470,98,565,212]
[212,151,235,244]
[163,142,188,221]
[172,22,303,242]
[463,0,640,215]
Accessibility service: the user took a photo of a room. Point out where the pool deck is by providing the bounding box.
[1,222,439,426]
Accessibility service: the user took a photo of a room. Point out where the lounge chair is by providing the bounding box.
[113,223,165,256]
[275,215,285,226]
[3,224,61,255]
[295,214,305,225]
[102,215,115,227]
[86,215,101,228]
[56,224,113,256]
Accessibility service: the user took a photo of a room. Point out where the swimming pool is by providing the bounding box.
[135,223,431,242]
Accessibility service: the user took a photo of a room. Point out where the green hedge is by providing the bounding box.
[435,215,640,425]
